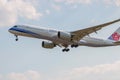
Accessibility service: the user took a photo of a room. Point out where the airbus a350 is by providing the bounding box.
[9,19,120,52]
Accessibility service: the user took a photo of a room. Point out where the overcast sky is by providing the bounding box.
[0,0,120,80]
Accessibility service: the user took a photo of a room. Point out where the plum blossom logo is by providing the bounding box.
[112,32,120,41]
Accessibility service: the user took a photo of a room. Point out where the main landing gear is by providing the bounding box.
[15,35,18,41]
[71,44,78,48]
[62,48,70,52]
[62,44,79,52]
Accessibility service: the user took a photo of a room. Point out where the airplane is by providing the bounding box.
[9,18,120,52]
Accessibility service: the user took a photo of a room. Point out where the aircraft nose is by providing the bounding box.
[8,27,13,33]
[8,25,17,33]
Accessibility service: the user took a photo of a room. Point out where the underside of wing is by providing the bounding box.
[71,18,120,41]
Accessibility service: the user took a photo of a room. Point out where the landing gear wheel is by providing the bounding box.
[66,49,70,52]
[62,49,65,52]
[15,38,18,41]
[15,35,18,41]
[71,44,78,48]
[62,48,70,52]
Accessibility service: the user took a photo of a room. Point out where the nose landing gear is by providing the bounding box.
[15,35,18,41]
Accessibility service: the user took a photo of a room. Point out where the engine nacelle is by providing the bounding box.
[42,41,56,49]
[58,31,72,41]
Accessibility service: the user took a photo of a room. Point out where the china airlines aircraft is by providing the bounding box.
[9,19,120,52]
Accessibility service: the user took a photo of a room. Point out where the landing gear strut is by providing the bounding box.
[62,48,70,52]
[15,35,18,41]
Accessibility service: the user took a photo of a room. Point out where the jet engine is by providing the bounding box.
[58,31,72,41]
[42,41,56,49]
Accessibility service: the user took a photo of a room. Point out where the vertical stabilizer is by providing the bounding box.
[108,27,120,41]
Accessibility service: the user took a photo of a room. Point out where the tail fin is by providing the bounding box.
[108,27,120,42]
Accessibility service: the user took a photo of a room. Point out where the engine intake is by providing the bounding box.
[58,31,72,41]
[42,41,56,49]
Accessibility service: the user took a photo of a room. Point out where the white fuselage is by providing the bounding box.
[8,25,115,47]
[80,37,114,47]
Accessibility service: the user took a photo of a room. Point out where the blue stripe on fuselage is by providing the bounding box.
[9,27,39,36]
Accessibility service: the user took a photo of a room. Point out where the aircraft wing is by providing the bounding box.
[71,18,120,41]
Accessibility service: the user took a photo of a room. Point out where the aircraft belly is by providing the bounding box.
[80,38,114,47]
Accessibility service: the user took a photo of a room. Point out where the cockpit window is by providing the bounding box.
[14,25,17,27]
